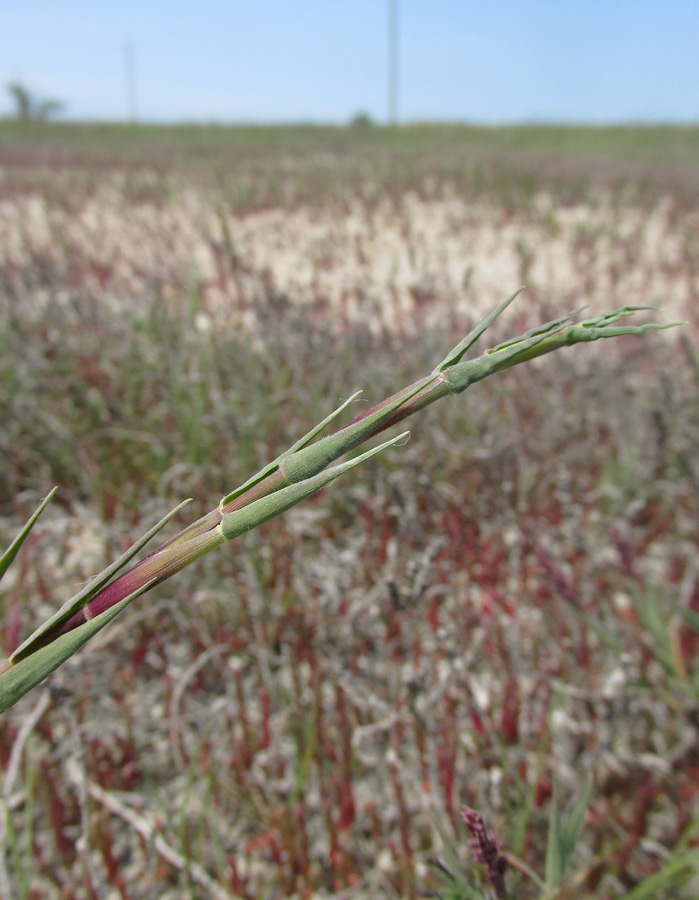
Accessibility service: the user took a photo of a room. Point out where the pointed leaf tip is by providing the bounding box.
[434,287,525,373]
[0,487,57,585]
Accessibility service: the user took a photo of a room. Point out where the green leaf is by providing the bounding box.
[632,585,676,678]
[613,848,699,899]
[220,390,363,507]
[561,601,625,655]
[221,431,409,541]
[615,808,699,899]
[434,287,524,372]
[677,605,699,636]
[10,499,191,664]
[563,306,685,342]
[444,313,576,393]
[431,833,491,900]
[0,580,154,714]
[0,487,57,585]
[277,380,428,485]
[444,307,682,394]
[489,307,582,354]
[544,778,591,892]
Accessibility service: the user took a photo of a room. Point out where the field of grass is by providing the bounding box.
[0,122,698,900]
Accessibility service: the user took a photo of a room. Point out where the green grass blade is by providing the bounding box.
[613,848,699,899]
[560,778,591,875]
[633,585,676,677]
[434,287,524,372]
[544,784,563,890]
[432,832,491,900]
[10,499,191,663]
[444,307,681,393]
[544,778,590,891]
[221,431,409,541]
[677,605,699,635]
[220,390,362,507]
[280,390,363,455]
[444,317,577,393]
[561,601,625,654]
[269,378,429,488]
[0,488,57,585]
[500,306,684,365]
[490,308,582,354]
[0,580,154,714]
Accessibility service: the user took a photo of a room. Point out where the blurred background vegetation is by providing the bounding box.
[0,122,698,899]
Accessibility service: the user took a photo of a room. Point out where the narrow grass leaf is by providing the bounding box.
[444,318,576,393]
[220,390,363,507]
[445,307,681,389]
[435,287,524,371]
[0,488,57,585]
[221,432,408,541]
[277,390,364,455]
[544,791,562,891]
[507,307,684,367]
[10,499,191,663]
[277,382,428,484]
[633,585,675,678]
[544,778,591,892]
[432,834,490,900]
[490,308,581,353]
[561,601,625,655]
[678,605,699,636]
[614,848,699,900]
[0,581,154,714]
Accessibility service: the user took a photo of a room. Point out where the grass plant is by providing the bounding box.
[0,297,678,713]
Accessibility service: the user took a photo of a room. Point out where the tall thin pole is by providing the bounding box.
[388,0,398,125]
[124,42,138,122]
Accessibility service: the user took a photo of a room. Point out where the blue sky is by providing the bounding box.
[1,1,697,124]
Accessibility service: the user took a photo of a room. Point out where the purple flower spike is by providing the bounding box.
[461,806,508,898]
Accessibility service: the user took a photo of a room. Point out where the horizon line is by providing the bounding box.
[2,116,699,129]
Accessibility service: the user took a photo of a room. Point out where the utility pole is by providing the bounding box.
[388,0,398,125]
[124,42,138,122]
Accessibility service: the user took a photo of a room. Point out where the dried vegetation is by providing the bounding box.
[0,122,698,899]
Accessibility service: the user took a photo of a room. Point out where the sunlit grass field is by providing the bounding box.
[1,122,698,899]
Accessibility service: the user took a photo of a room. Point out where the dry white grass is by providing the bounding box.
[1,174,695,336]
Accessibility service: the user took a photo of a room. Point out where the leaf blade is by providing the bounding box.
[11,499,191,663]
[434,287,524,372]
[0,580,154,714]
[0,488,57,585]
